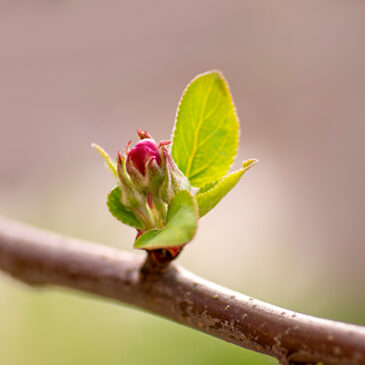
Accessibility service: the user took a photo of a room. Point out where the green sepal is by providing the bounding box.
[92,143,118,178]
[134,190,198,250]
[171,70,240,187]
[195,159,257,218]
[107,186,143,229]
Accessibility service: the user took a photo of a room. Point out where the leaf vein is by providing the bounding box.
[184,77,216,177]
[188,129,233,182]
[196,110,228,150]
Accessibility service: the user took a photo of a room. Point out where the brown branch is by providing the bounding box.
[0,218,364,365]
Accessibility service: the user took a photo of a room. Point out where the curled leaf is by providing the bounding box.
[107,186,143,229]
[134,190,198,250]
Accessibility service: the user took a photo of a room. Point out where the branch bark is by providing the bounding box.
[0,218,364,365]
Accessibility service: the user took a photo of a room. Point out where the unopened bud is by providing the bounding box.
[113,130,191,233]
[160,148,191,204]
[117,151,144,208]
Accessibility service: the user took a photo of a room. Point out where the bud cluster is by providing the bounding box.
[116,130,190,232]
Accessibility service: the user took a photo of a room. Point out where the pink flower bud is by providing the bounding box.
[94,128,196,243]
[126,138,161,176]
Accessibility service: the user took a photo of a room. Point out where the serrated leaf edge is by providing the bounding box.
[196,159,258,217]
[171,70,240,187]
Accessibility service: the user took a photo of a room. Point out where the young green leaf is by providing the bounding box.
[171,70,239,187]
[134,190,198,250]
[197,180,219,195]
[196,159,257,218]
[107,186,143,229]
[92,143,118,178]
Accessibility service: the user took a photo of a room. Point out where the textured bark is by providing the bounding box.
[0,218,364,365]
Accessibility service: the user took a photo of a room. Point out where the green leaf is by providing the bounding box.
[107,186,143,229]
[92,143,117,178]
[197,180,219,195]
[171,70,239,187]
[134,190,198,250]
[196,159,257,217]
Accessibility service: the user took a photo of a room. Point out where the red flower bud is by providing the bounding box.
[94,129,192,235]
[126,138,161,176]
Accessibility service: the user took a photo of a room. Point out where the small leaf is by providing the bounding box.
[107,186,143,229]
[196,159,257,217]
[92,143,118,178]
[171,70,239,187]
[134,190,198,250]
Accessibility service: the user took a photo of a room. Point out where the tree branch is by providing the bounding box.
[0,218,364,365]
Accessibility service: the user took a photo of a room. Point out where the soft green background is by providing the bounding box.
[1,1,365,364]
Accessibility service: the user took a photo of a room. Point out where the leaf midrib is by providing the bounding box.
[184,77,216,178]
[189,128,232,182]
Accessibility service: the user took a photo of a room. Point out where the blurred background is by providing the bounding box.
[1,1,364,364]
